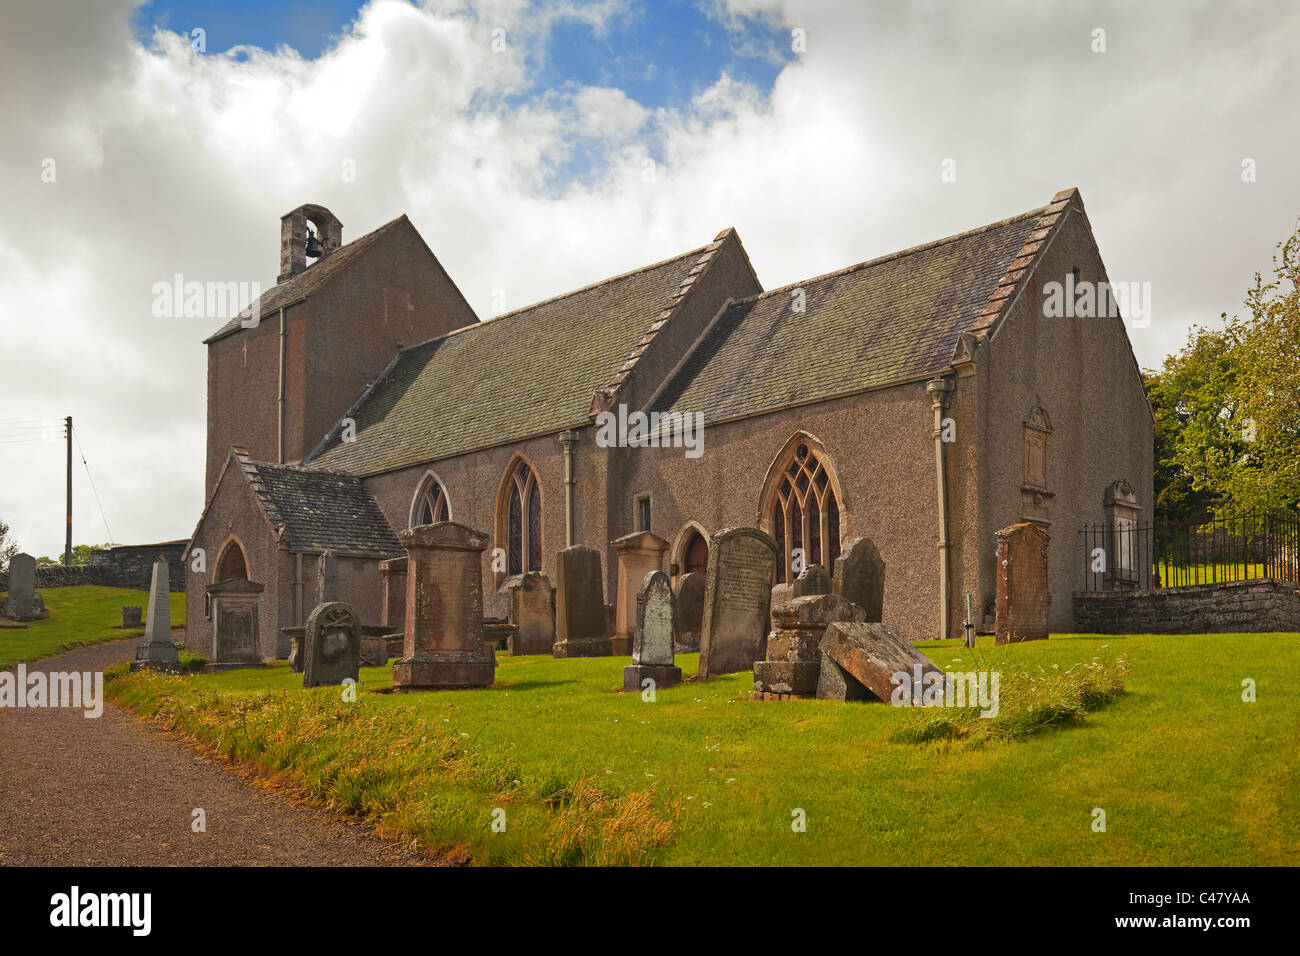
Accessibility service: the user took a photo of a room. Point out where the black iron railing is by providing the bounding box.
[1079,511,1300,591]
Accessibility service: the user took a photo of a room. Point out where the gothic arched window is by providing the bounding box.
[501,460,542,576]
[764,439,843,584]
[412,476,450,527]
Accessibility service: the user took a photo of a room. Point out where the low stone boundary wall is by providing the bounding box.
[1,541,186,592]
[1073,578,1300,633]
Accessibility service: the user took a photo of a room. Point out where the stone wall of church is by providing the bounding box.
[973,204,1155,635]
[617,381,944,642]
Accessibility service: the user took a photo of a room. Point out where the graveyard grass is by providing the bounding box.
[0,585,185,671]
[103,631,1300,866]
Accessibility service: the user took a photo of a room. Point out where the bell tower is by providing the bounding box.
[279,203,343,282]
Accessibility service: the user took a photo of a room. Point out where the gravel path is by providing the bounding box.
[0,637,429,866]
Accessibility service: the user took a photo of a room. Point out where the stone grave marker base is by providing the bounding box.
[622,662,682,692]
[393,650,496,691]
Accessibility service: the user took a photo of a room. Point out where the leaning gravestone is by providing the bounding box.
[673,571,706,652]
[552,546,611,658]
[394,522,496,690]
[698,527,778,679]
[792,564,831,598]
[1,553,45,622]
[507,571,556,655]
[817,622,943,703]
[131,557,180,672]
[623,571,680,691]
[831,537,885,622]
[303,601,361,688]
[754,593,865,699]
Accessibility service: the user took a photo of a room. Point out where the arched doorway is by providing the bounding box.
[683,530,709,575]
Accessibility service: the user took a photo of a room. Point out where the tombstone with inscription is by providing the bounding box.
[995,522,1050,644]
[698,527,778,679]
[831,537,885,622]
[611,532,669,655]
[623,571,680,692]
[130,557,181,672]
[754,593,865,699]
[120,605,143,628]
[507,571,556,655]
[394,522,496,691]
[673,571,706,652]
[552,546,611,658]
[303,601,361,688]
[792,564,831,598]
[204,578,266,671]
[1,553,45,622]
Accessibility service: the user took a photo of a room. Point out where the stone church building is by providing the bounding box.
[184,190,1153,658]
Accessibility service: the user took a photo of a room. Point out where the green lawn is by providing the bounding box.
[104,629,1300,866]
[0,585,186,671]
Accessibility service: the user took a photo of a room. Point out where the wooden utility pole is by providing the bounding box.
[64,415,72,566]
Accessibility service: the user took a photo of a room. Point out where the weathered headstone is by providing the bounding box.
[995,522,1050,644]
[303,601,361,688]
[817,622,942,703]
[317,549,339,604]
[358,634,388,667]
[831,537,885,622]
[754,593,865,699]
[131,556,181,672]
[698,527,778,679]
[552,546,611,658]
[770,581,794,611]
[673,571,706,652]
[1,553,45,622]
[506,571,556,655]
[393,522,496,691]
[623,571,680,691]
[611,532,669,654]
[792,564,831,598]
[121,605,143,628]
[204,578,266,671]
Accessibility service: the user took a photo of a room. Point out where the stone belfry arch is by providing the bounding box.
[279,203,343,282]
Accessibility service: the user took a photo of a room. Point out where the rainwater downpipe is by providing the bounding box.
[927,375,956,640]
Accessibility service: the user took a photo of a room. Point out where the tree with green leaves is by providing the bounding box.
[0,518,19,572]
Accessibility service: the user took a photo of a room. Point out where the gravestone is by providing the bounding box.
[121,606,143,628]
[611,532,669,654]
[393,522,496,691]
[130,557,181,672]
[1,553,45,622]
[831,537,885,622]
[303,601,361,688]
[623,570,680,691]
[358,635,388,667]
[552,546,611,658]
[698,527,778,679]
[507,571,556,655]
[995,522,1050,644]
[317,549,339,604]
[792,564,831,598]
[770,582,794,611]
[379,555,407,632]
[204,578,266,672]
[754,593,865,699]
[817,622,942,703]
[673,571,705,652]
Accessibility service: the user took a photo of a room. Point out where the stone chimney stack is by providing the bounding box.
[278,203,343,283]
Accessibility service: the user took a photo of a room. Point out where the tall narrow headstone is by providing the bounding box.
[995,522,1050,644]
[552,546,611,657]
[1,553,45,622]
[303,601,361,688]
[393,522,496,691]
[698,527,778,679]
[623,571,680,691]
[673,571,706,651]
[131,557,180,672]
[831,537,885,621]
[611,532,669,654]
[317,549,339,604]
[792,564,831,598]
[507,571,556,655]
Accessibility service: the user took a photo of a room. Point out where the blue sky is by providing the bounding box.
[131,0,792,109]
